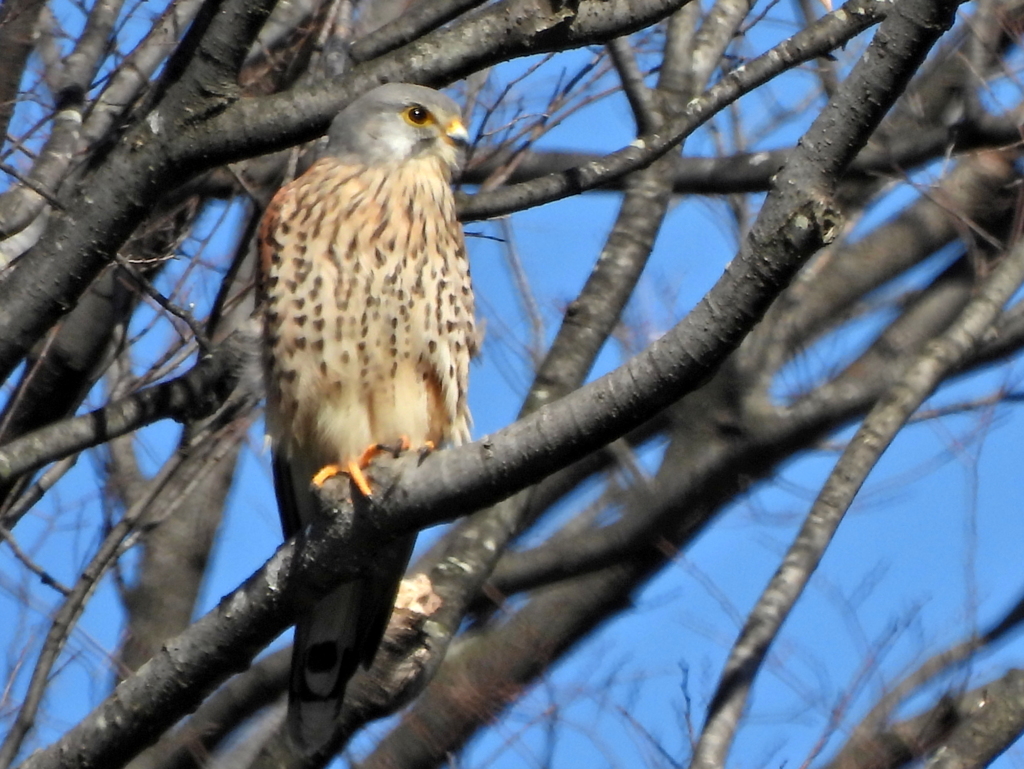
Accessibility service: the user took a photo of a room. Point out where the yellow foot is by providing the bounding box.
[311,460,373,497]
[345,459,374,497]
[313,439,423,498]
[312,463,342,487]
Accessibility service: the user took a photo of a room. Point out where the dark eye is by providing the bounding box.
[405,105,431,125]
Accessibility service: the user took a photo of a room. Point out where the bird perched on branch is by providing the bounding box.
[257,83,475,748]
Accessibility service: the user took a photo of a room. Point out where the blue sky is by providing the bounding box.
[3,3,1024,767]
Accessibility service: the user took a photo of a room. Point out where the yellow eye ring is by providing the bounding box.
[404,105,432,126]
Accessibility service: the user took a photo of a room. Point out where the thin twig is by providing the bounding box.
[0,454,79,536]
[0,162,65,211]
[693,154,1024,769]
[0,524,71,595]
[115,255,213,353]
[0,330,255,520]
[497,218,545,365]
[0,450,186,767]
[607,37,659,134]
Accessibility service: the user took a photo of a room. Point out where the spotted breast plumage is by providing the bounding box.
[256,83,475,749]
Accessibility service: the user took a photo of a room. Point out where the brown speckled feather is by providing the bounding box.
[260,154,474,462]
[258,145,474,746]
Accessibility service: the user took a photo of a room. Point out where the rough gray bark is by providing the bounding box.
[4,1,1024,769]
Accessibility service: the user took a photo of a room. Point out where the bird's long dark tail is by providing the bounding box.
[273,451,417,748]
[288,534,417,748]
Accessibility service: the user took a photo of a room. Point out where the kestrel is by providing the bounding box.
[257,83,475,748]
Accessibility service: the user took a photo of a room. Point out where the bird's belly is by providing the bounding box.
[274,338,449,466]
[262,156,474,466]
[313,354,445,461]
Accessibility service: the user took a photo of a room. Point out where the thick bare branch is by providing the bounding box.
[0,0,686,393]
[0,0,126,238]
[694,15,1017,764]
[0,0,47,148]
[459,0,886,220]
[0,329,258,517]
[348,0,488,63]
[825,669,1024,769]
[4,3,1021,769]
[923,677,1024,769]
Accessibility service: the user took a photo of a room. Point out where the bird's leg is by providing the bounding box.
[311,439,413,497]
[311,463,343,488]
[311,460,376,495]
[345,458,374,497]
[311,459,373,497]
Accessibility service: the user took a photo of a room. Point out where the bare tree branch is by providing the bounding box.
[3,2,1022,768]
[0,0,687,394]
[347,0,489,63]
[694,7,1015,761]
[0,0,47,148]
[0,329,258,515]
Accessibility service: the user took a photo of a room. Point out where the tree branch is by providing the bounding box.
[0,0,47,149]
[0,329,257,522]
[0,0,687,394]
[347,0,489,63]
[693,6,1011,762]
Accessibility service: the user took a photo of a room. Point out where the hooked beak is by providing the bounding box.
[445,118,470,148]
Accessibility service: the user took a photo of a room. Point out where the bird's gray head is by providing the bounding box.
[326,83,468,168]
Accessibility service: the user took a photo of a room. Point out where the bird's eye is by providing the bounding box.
[404,105,432,126]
